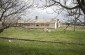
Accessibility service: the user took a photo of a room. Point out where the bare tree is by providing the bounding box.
[43,0,85,22]
[44,0,85,14]
[0,0,33,32]
[40,0,85,31]
[0,0,33,24]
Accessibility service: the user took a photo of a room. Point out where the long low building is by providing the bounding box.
[1,16,60,29]
[15,16,60,29]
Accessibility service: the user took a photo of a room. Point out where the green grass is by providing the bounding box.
[0,27,85,44]
[0,26,85,55]
[0,39,85,55]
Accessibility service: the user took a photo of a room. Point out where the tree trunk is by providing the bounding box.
[74,16,77,31]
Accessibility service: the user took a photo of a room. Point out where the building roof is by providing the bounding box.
[18,18,58,23]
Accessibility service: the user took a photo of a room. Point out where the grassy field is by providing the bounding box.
[0,38,85,55]
[0,26,85,55]
[0,26,85,44]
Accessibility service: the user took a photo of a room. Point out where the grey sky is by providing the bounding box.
[21,0,77,22]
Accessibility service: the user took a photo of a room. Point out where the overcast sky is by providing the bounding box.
[21,0,76,22]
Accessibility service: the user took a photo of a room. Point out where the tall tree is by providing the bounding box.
[43,0,85,31]
[44,0,85,14]
[0,0,32,22]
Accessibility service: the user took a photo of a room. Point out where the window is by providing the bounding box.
[36,24,39,26]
